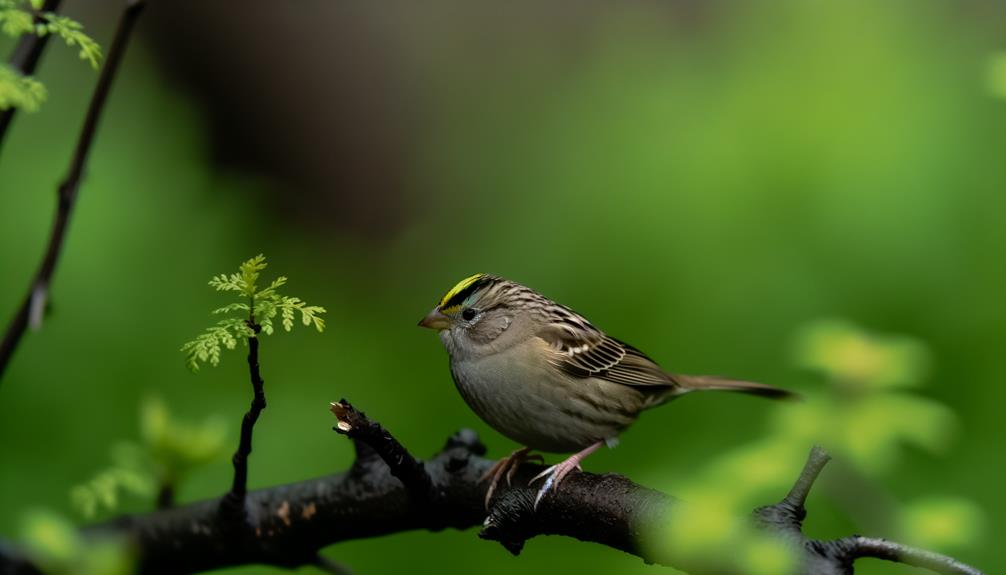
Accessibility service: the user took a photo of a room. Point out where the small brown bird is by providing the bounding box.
[419,274,793,508]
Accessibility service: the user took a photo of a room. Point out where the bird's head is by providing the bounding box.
[419,274,524,355]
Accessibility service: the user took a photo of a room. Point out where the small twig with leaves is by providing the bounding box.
[0,0,59,146]
[70,398,228,519]
[182,255,326,515]
[0,0,102,124]
[181,254,326,371]
[0,0,144,385]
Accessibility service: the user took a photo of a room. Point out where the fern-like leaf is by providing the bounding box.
[40,12,102,69]
[182,255,326,370]
[0,64,46,112]
[0,6,33,37]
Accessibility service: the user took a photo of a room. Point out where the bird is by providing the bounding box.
[418,273,794,509]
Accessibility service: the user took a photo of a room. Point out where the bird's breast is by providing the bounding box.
[447,337,638,453]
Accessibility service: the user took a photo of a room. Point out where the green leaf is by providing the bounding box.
[183,254,326,369]
[238,253,267,298]
[899,497,984,550]
[0,6,34,37]
[70,461,154,519]
[0,63,47,112]
[21,508,134,575]
[988,52,1006,99]
[212,302,250,314]
[140,397,227,482]
[792,319,930,391]
[40,12,102,69]
[21,510,79,566]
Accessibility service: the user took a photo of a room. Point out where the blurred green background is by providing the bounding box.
[1,0,1003,573]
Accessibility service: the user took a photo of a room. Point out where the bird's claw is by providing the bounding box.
[481,447,536,510]
[528,461,582,509]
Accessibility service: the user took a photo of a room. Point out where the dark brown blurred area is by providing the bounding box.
[140,1,710,240]
[143,2,415,239]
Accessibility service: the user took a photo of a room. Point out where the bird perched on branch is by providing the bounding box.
[419,274,794,509]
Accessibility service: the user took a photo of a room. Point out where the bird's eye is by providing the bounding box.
[461,308,477,321]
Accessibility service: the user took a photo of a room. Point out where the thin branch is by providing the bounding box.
[753,445,830,534]
[0,0,146,384]
[783,444,831,509]
[156,483,175,510]
[0,0,63,151]
[844,536,983,575]
[331,400,435,501]
[222,322,265,514]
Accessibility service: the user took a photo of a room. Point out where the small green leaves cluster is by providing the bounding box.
[21,509,133,575]
[71,398,228,519]
[140,396,227,484]
[645,319,982,572]
[0,63,45,111]
[70,443,154,518]
[181,254,326,371]
[0,0,102,112]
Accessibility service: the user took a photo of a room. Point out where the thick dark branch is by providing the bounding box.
[0,0,63,151]
[0,0,146,384]
[0,403,984,575]
[223,323,266,514]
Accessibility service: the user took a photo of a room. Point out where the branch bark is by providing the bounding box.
[221,321,266,516]
[0,400,981,575]
[0,0,145,384]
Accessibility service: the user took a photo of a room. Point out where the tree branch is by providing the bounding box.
[0,0,146,384]
[0,400,982,575]
[752,448,982,575]
[843,537,984,575]
[330,400,435,502]
[0,0,63,151]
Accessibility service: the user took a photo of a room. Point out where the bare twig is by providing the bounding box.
[0,0,146,384]
[754,445,831,534]
[754,447,984,575]
[156,483,175,510]
[844,536,984,575]
[784,445,831,509]
[0,0,63,150]
[222,322,266,515]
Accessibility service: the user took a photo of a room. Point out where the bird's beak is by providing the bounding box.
[418,308,450,331]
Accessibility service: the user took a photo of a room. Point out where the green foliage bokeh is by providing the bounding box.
[1,1,1003,573]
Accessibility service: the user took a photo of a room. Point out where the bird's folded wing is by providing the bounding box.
[538,322,674,389]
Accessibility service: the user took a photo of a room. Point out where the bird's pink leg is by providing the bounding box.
[529,439,605,509]
[480,447,543,509]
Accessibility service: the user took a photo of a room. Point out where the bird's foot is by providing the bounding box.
[528,440,605,509]
[480,447,543,509]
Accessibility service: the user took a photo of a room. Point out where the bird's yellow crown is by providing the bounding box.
[438,273,488,313]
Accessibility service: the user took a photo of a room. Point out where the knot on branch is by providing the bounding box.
[479,487,538,555]
[440,429,486,474]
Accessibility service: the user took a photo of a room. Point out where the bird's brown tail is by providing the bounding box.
[672,374,797,400]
